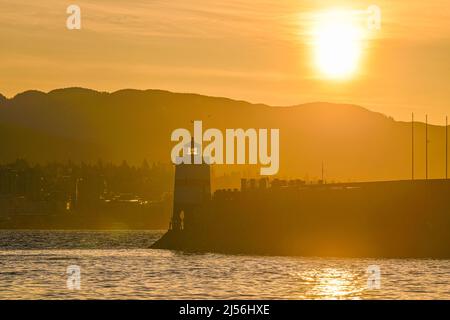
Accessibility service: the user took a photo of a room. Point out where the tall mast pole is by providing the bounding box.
[426,115,428,180]
[412,113,414,181]
[322,161,324,183]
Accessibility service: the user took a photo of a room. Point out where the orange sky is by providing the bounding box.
[0,0,449,122]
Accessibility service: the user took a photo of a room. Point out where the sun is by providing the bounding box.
[313,10,364,80]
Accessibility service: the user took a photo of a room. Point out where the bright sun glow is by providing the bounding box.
[313,10,364,80]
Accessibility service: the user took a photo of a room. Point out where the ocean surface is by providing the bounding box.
[0,230,449,299]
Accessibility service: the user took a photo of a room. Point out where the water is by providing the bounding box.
[0,230,449,299]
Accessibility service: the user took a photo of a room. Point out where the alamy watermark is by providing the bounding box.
[67,265,81,290]
[171,121,280,175]
[367,265,381,289]
[66,4,81,30]
[366,5,381,31]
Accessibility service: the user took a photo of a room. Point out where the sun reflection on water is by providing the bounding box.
[0,231,450,299]
[301,267,365,299]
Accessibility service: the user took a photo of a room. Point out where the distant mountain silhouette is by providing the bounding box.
[0,87,446,183]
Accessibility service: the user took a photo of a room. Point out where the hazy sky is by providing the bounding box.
[0,0,449,122]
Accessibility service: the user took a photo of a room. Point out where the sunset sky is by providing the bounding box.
[1,0,449,122]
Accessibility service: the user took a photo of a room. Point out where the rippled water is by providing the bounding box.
[0,230,449,299]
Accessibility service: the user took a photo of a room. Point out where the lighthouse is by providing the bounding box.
[170,138,211,232]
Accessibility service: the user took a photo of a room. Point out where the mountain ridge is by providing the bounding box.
[0,87,438,126]
[0,87,394,120]
[0,87,446,183]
